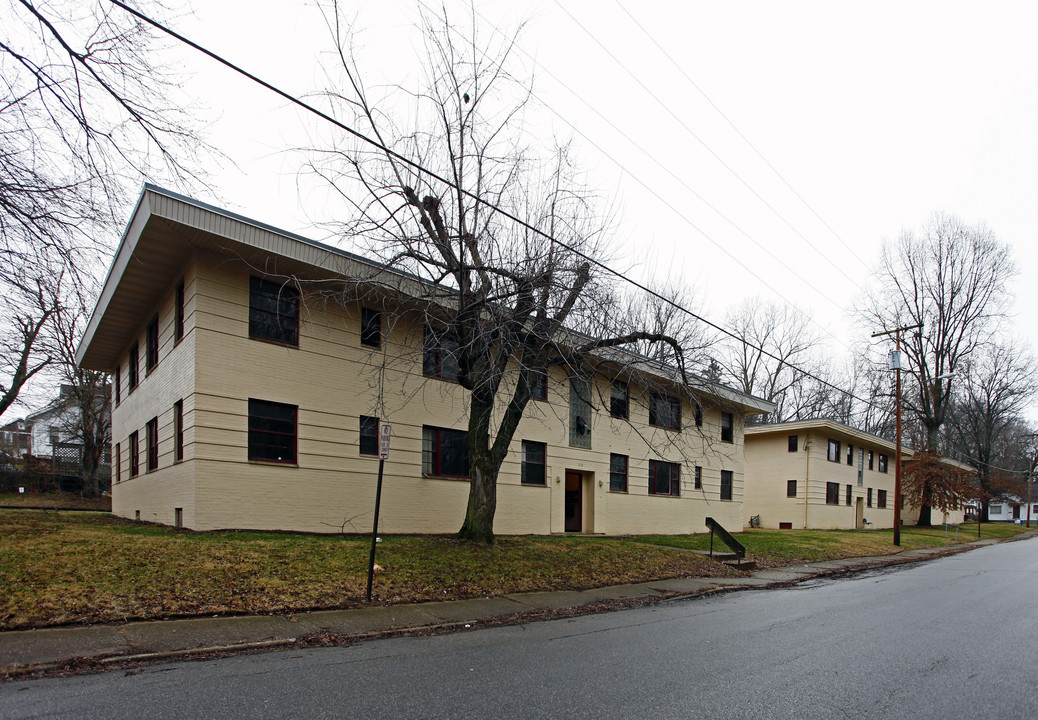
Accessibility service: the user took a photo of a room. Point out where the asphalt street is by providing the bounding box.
[3,536,1037,719]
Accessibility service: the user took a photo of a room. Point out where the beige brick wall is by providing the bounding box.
[112,257,752,535]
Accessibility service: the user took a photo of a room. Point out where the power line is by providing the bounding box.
[610,0,871,269]
[108,0,878,411]
[449,1,858,355]
[552,0,867,293]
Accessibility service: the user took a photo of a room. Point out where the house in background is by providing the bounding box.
[0,419,32,460]
[75,185,774,534]
[985,496,1036,523]
[21,385,111,485]
[744,419,966,530]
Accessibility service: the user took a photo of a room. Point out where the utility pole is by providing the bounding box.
[1027,443,1036,529]
[873,323,922,547]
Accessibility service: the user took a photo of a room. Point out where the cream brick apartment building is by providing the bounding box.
[744,419,966,530]
[76,186,774,535]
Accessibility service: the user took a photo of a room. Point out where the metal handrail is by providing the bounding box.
[705,516,746,561]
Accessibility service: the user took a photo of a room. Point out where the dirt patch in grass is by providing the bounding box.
[0,511,737,630]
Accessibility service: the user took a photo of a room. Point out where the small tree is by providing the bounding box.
[902,450,972,521]
[311,7,697,543]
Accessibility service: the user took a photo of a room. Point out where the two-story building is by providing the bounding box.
[744,419,966,530]
[75,186,774,534]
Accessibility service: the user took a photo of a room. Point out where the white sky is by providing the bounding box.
[150,0,1037,417]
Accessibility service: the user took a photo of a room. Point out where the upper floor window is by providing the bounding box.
[610,380,629,419]
[694,402,703,427]
[521,441,547,485]
[248,399,297,464]
[827,438,841,463]
[174,279,185,343]
[650,393,681,431]
[878,454,889,473]
[720,412,734,443]
[846,444,854,466]
[114,365,121,405]
[423,326,460,381]
[249,277,299,346]
[146,316,159,372]
[868,450,875,470]
[360,307,381,348]
[649,460,680,496]
[128,341,139,390]
[720,470,733,501]
[694,465,702,489]
[788,435,798,452]
[422,426,469,477]
[529,370,548,401]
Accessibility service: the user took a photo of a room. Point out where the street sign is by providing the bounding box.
[379,424,392,459]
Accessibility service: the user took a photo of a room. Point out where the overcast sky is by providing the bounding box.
[153,0,1038,416]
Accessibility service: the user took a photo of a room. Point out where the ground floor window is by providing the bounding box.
[248,399,297,464]
[649,460,680,496]
[877,489,888,508]
[720,470,733,500]
[825,482,840,505]
[846,484,852,506]
[867,488,873,507]
[359,415,379,456]
[521,441,546,485]
[787,479,797,497]
[422,426,469,477]
[146,417,159,472]
[609,453,628,492]
[129,431,139,477]
[694,465,702,489]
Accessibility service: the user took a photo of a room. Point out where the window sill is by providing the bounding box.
[520,482,548,488]
[423,474,469,481]
[608,489,628,494]
[248,459,299,467]
[648,493,681,499]
[249,335,299,349]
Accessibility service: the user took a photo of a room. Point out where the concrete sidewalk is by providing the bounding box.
[3,530,1034,677]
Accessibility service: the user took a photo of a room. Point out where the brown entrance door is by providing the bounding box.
[565,472,582,532]
[1014,504,1021,520]
[855,497,864,529]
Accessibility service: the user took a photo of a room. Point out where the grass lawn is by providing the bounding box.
[1,510,1027,631]
[0,510,736,631]
[0,492,111,512]
[631,522,1029,567]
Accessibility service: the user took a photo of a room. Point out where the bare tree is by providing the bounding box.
[946,341,1037,521]
[310,6,696,543]
[713,297,822,423]
[0,0,209,418]
[859,214,1016,525]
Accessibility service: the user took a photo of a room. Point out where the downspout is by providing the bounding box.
[804,436,811,530]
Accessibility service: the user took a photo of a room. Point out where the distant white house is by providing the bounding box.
[985,496,1036,523]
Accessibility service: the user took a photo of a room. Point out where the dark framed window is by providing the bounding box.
[877,489,888,508]
[609,453,628,492]
[827,438,841,463]
[114,366,121,405]
[649,393,681,431]
[694,402,703,427]
[529,370,548,401]
[129,431,139,478]
[649,460,680,496]
[720,412,734,443]
[146,417,159,472]
[248,399,298,464]
[868,451,875,470]
[720,470,733,500]
[787,479,797,497]
[610,380,629,419]
[360,307,381,348]
[128,341,139,390]
[146,316,159,372]
[115,443,121,483]
[521,441,547,485]
[422,426,469,477]
[694,465,702,489]
[359,416,379,456]
[249,276,300,346]
[825,481,840,505]
[867,488,873,507]
[423,326,460,381]
[174,400,184,462]
[846,444,854,466]
[788,435,798,452]
[878,454,889,473]
[175,279,185,343]
[846,484,852,506]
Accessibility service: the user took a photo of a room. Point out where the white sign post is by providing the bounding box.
[367,423,392,601]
